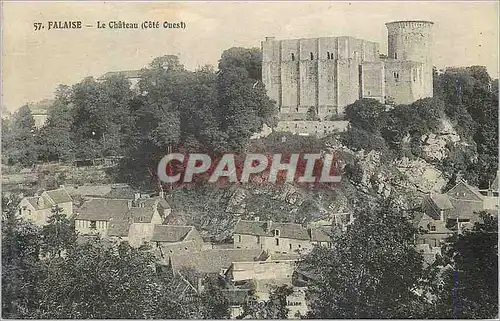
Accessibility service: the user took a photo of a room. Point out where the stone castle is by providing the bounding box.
[261,20,434,121]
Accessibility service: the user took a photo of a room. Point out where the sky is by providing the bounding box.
[2,1,499,112]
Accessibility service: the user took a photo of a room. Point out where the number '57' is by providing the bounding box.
[33,23,43,31]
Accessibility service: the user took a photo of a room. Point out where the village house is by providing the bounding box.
[17,187,73,226]
[421,177,499,232]
[137,224,206,251]
[417,175,499,264]
[74,195,170,237]
[233,219,333,254]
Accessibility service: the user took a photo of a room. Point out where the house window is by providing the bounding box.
[27,209,32,216]
[256,236,260,244]
[289,244,292,250]
[394,52,398,59]
[291,53,295,61]
[274,229,280,236]
[275,238,280,246]
[430,226,436,232]
[310,52,314,60]
[327,52,331,59]
[90,221,96,229]
[238,235,242,243]
[298,244,301,248]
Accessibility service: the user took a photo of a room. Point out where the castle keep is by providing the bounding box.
[262,20,434,120]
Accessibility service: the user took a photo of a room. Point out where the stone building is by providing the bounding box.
[233,219,332,254]
[17,187,73,226]
[262,20,434,120]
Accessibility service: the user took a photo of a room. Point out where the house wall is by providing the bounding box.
[447,183,483,201]
[275,120,349,136]
[18,198,73,226]
[18,200,51,226]
[234,234,312,254]
[56,201,73,219]
[230,260,296,282]
[75,219,109,235]
[128,223,156,248]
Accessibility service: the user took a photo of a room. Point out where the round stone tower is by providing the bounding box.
[386,20,434,97]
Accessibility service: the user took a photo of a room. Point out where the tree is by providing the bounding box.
[436,212,498,318]
[303,198,437,319]
[344,98,386,134]
[2,195,44,318]
[40,205,78,258]
[306,106,320,121]
[200,277,231,319]
[4,105,38,166]
[37,85,76,162]
[237,284,294,319]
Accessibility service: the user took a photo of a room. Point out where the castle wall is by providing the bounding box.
[361,61,385,102]
[384,60,424,104]
[299,39,318,112]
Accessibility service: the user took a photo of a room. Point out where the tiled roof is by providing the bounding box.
[429,193,453,210]
[99,70,142,80]
[107,221,131,237]
[137,197,171,210]
[25,196,41,209]
[170,249,264,274]
[151,225,193,243]
[127,207,155,223]
[310,226,332,242]
[234,220,310,240]
[44,188,72,204]
[104,184,137,199]
[447,198,484,220]
[75,198,130,221]
[65,185,113,197]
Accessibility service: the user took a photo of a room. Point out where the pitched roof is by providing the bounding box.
[234,220,310,240]
[99,70,142,80]
[169,249,264,274]
[309,226,332,242]
[151,225,193,243]
[42,188,73,204]
[447,198,484,220]
[107,220,131,237]
[447,181,484,201]
[429,193,453,210]
[65,185,113,197]
[137,197,171,210]
[75,198,130,221]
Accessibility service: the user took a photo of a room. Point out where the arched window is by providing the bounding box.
[394,52,398,59]
[310,52,314,60]
[327,52,330,59]
[291,53,295,61]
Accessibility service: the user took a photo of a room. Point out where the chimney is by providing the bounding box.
[265,220,272,233]
[197,277,204,294]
